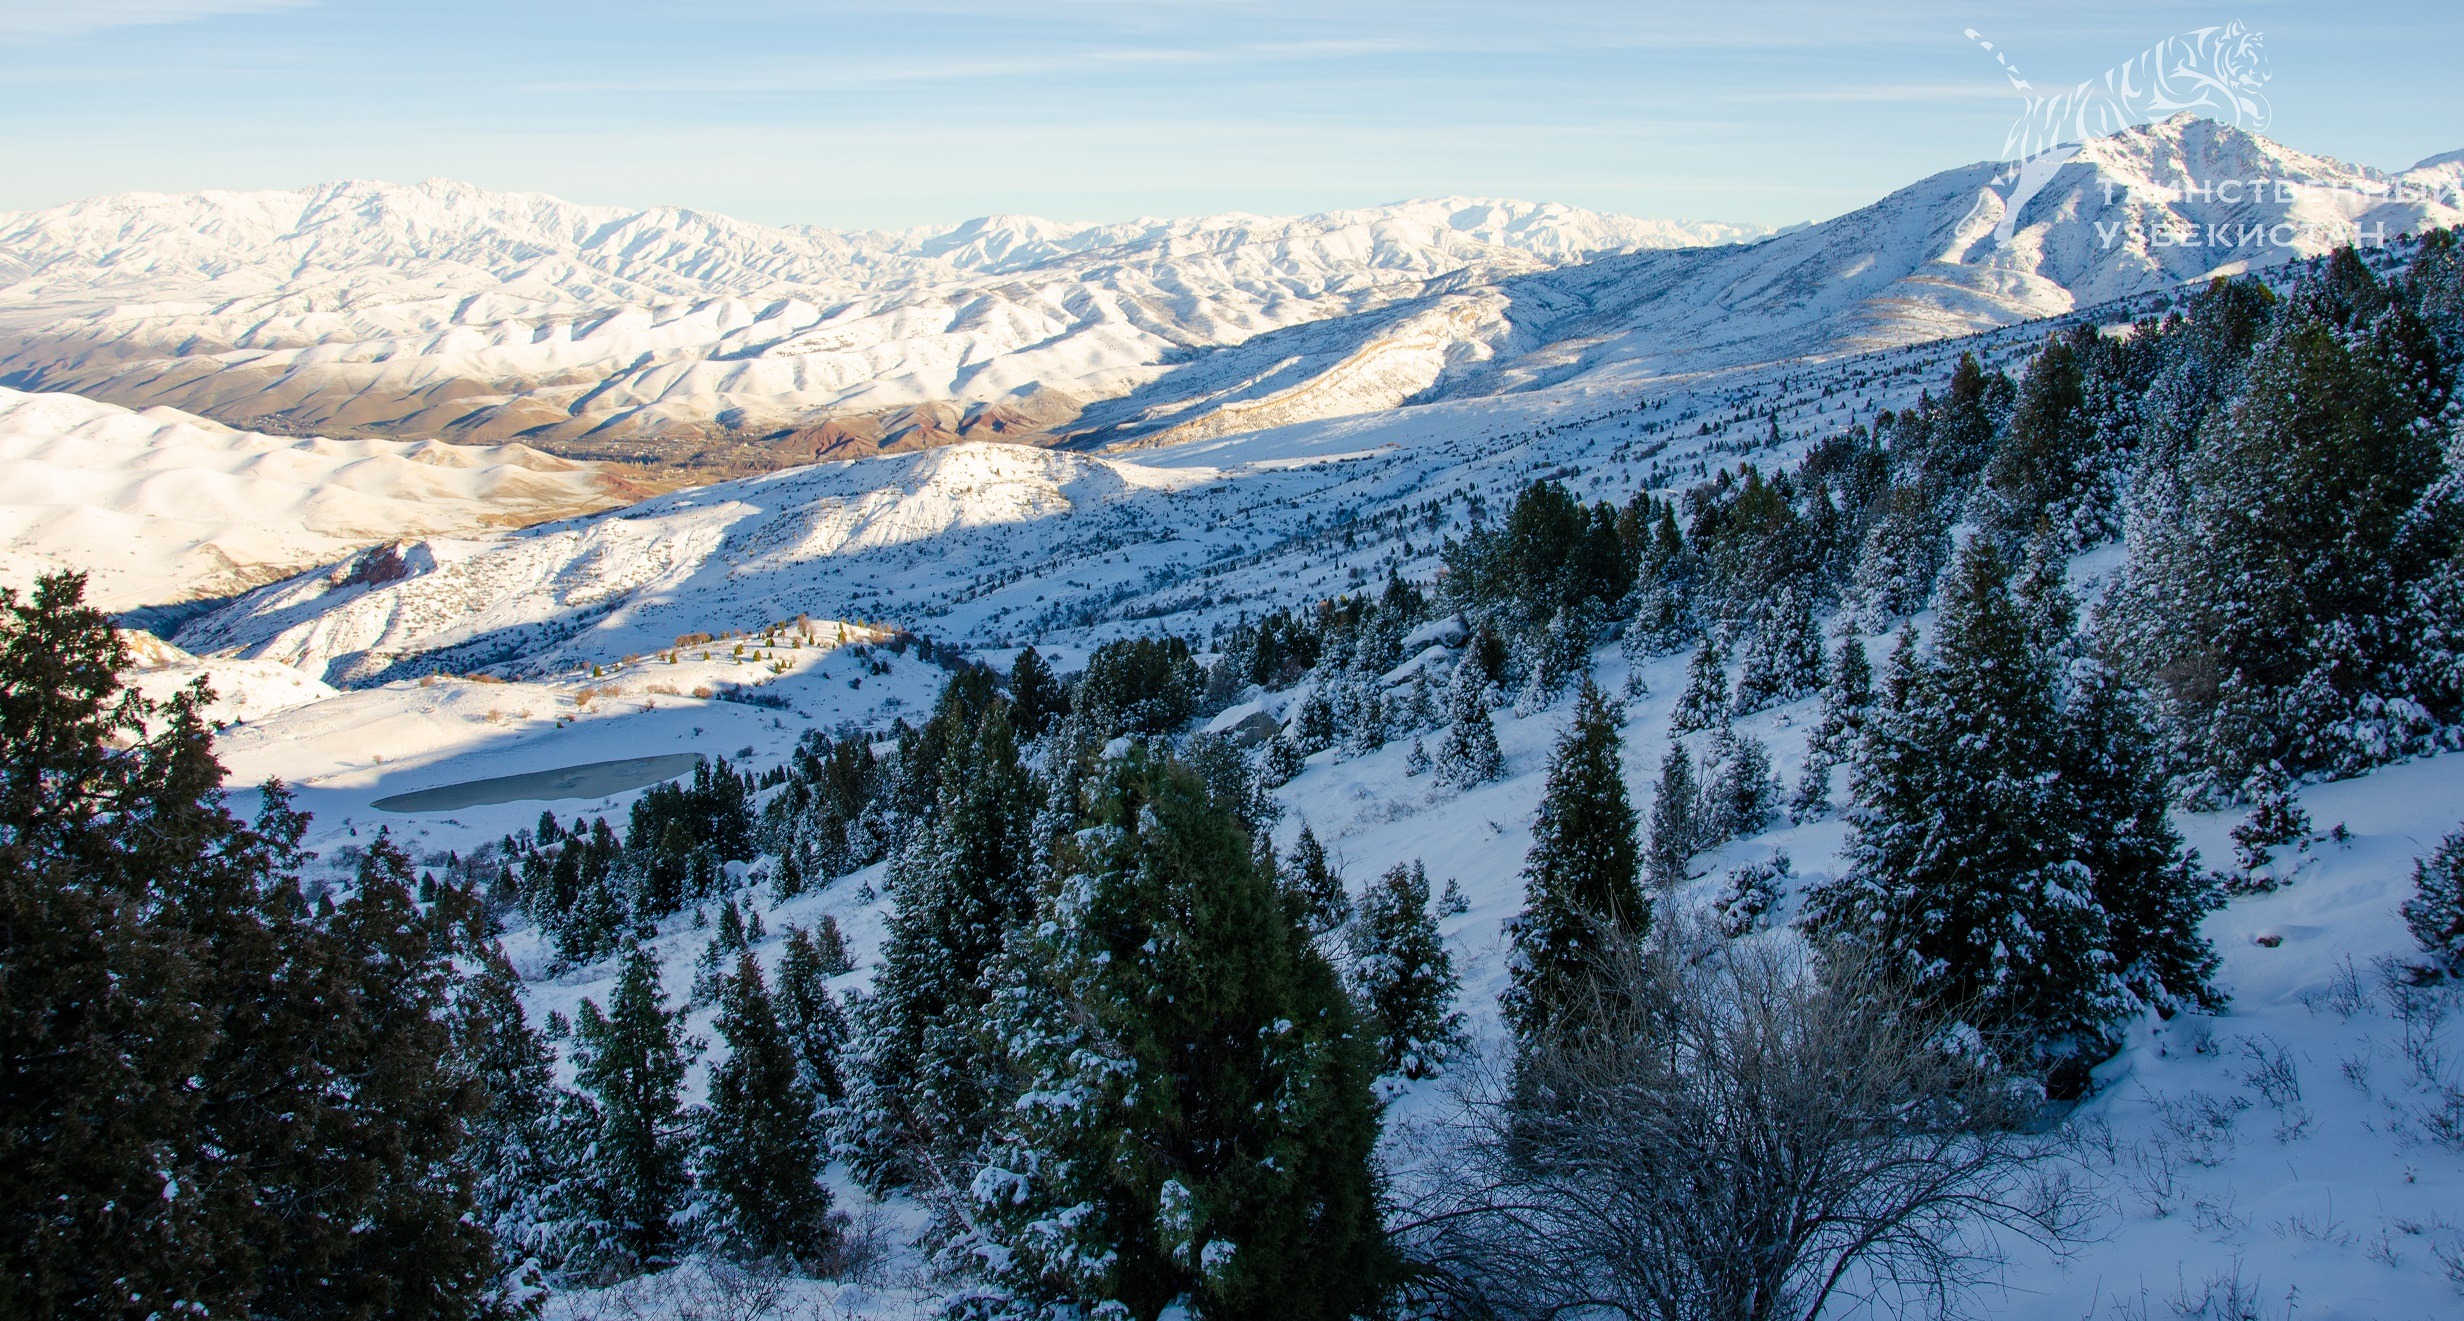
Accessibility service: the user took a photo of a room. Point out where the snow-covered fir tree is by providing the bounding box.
[1670,637,1730,734]
[698,952,837,1264]
[2061,658,2223,1013]
[2229,761,2313,875]
[1730,585,1824,714]
[844,697,1038,1190]
[2402,827,2464,975]
[1504,680,1646,1043]
[1701,727,1780,845]
[2102,248,2461,784]
[1346,860,1467,1081]
[1435,657,1506,787]
[1280,821,1353,936]
[1805,542,2130,1087]
[1716,851,1792,937]
[1645,743,1702,889]
[1792,632,1876,820]
[775,923,851,1104]
[451,945,577,1286]
[567,945,697,1275]
[956,750,1390,1321]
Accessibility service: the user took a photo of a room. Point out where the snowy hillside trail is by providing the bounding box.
[4,118,2451,464]
[0,385,643,611]
[0,186,1756,461]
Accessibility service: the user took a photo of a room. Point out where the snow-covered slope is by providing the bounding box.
[1075,117,2464,448]
[0,386,643,609]
[161,240,2464,1316]
[171,267,2198,686]
[0,185,1758,455]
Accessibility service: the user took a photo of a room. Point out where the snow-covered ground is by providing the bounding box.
[0,386,636,609]
[161,263,2462,1315]
[33,125,2454,1312]
[204,585,2464,1319]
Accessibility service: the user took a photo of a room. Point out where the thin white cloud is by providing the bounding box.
[0,0,312,38]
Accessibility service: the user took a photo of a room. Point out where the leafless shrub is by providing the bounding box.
[2301,956,2369,1019]
[2150,1091,2246,1167]
[2127,1139,2182,1219]
[570,1258,792,1321]
[2233,1036,2310,1141]
[1394,918,2094,1321]
[2190,1189,2247,1240]
[2164,1258,2294,1319]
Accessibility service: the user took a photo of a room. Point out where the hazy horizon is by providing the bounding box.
[2,1,2458,231]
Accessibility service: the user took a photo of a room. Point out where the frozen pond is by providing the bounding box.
[371,753,706,813]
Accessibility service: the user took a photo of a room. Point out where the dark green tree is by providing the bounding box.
[1806,545,2127,1084]
[452,945,575,1283]
[845,698,1038,1189]
[1504,680,1646,1043]
[1,573,499,1317]
[2402,827,2464,975]
[2060,661,2222,1013]
[699,952,837,1264]
[1008,645,1067,738]
[1669,637,1729,734]
[776,925,851,1104]
[569,946,695,1275]
[1345,860,1466,1080]
[1645,743,1702,889]
[1280,822,1352,936]
[2105,261,2459,783]
[962,751,1392,1321]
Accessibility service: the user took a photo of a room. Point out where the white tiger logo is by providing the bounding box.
[1968,21,2274,243]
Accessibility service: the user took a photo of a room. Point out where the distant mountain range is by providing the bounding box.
[0,189,1758,466]
[0,115,2455,471]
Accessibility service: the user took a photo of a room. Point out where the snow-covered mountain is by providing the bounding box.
[0,386,641,610]
[1074,117,2464,447]
[4,117,2453,460]
[170,292,2123,686]
[0,186,1758,458]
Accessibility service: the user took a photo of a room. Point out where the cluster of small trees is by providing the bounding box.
[495,757,760,963]
[841,663,1467,1319]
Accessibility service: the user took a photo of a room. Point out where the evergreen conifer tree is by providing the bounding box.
[1504,681,1646,1043]
[1280,822,1352,936]
[1730,586,1825,714]
[2104,265,2460,782]
[846,699,1038,1189]
[1670,637,1730,734]
[2061,660,2222,1012]
[452,945,576,1284]
[569,946,696,1275]
[1703,729,1780,843]
[1,574,503,1315]
[1345,860,1466,1080]
[961,751,1391,1321]
[776,925,851,1104]
[2402,827,2464,975]
[1805,544,2128,1082]
[1645,743,1703,889]
[1008,646,1066,739]
[699,952,837,1264]
[1435,658,1505,788]
[2229,763,2313,875]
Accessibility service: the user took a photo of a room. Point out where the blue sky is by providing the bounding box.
[0,1,2455,230]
